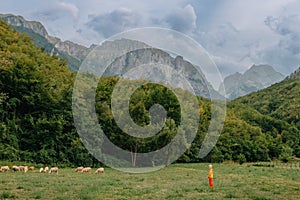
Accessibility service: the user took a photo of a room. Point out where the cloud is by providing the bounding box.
[33,1,79,21]
[264,15,300,36]
[197,23,254,76]
[265,15,300,54]
[189,1,300,77]
[58,2,79,19]
[165,4,197,33]
[86,8,141,38]
[254,46,300,75]
[249,14,300,73]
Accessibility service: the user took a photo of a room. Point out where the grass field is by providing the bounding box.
[0,163,299,200]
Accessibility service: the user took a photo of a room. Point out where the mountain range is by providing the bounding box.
[0,13,290,100]
[1,13,222,99]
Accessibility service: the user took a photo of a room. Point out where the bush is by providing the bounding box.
[279,145,293,163]
[237,153,246,165]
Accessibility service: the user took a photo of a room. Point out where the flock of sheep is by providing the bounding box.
[0,165,104,174]
[75,166,105,174]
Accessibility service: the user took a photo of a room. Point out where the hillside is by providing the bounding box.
[233,76,300,159]
[234,78,300,129]
[0,19,89,165]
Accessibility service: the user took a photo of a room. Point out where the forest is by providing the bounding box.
[0,19,299,167]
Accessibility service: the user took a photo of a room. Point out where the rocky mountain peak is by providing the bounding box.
[220,64,284,100]
[0,14,48,37]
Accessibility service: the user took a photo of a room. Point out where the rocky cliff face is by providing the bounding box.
[54,40,90,61]
[99,39,221,99]
[220,64,284,100]
[0,14,48,37]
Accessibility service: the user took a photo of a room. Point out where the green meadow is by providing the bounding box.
[0,163,299,200]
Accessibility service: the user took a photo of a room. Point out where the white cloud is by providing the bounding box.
[165,4,197,33]
[265,15,300,54]
[85,8,141,38]
[32,1,79,21]
[58,1,79,19]
[192,0,300,77]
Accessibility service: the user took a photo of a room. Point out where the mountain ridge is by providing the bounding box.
[0,13,223,99]
[0,14,91,65]
[2,13,288,101]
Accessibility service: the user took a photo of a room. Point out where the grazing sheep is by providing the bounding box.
[28,166,35,171]
[75,166,84,172]
[12,166,20,172]
[0,168,2,172]
[39,167,44,173]
[94,167,104,174]
[24,166,28,173]
[49,167,58,174]
[82,167,91,173]
[0,166,10,172]
[44,166,49,173]
[19,166,25,171]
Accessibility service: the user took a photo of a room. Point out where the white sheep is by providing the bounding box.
[12,166,20,172]
[49,167,58,174]
[0,166,9,172]
[39,167,44,173]
[24,166,28,173]
[18,166,25,171]
[82,167,91,173]
[94,167,104,174]
[44,166,49,173]
[28,166,35,171]
[75,166,83,172]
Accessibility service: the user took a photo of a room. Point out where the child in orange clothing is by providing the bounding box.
[208,164,214,188]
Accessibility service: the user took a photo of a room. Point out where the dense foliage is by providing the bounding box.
[0,20,94,166]
[0,19,299,167]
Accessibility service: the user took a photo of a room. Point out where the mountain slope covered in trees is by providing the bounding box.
[233,75,300,160]
[0,19,92,166]
[234,77,300,130]
[0,19,299,167]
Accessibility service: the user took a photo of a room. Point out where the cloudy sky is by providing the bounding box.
[1,0,300,79]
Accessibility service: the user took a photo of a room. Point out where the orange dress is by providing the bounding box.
[208,168,214,188]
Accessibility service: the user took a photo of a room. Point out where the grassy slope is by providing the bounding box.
[0,163,299,200]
